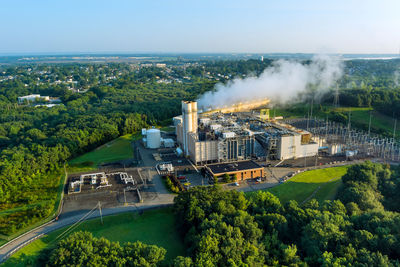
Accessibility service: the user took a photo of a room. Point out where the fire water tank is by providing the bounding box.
[146,129,161,149]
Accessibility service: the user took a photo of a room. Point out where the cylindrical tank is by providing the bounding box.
[146,129,161,149]
[182,101,198,155]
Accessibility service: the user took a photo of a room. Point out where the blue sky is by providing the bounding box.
[1,0,399,54]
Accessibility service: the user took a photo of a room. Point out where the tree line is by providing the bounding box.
[171,162,400,266]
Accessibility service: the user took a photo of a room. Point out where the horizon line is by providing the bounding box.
[0,51,399,57]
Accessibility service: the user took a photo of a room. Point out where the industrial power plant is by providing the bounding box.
[175,100,319,165]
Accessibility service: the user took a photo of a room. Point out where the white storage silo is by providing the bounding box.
[182,101,198,156]
[146,129,161,149]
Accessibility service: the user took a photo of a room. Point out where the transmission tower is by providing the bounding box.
[333,84,340,107]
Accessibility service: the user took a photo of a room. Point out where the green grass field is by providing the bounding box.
[160,126,175,133]
[3,207,185,267]
[272,105,398,138]
[68,133,140,172]
[335,107,399,137]
[248,166,349,204]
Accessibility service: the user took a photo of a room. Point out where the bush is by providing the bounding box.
[231,174,237,182]
[223,173,230,183]
[165,176,180,193]
[213,176,218,184]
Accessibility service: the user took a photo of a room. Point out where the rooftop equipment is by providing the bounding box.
[163,138,175,148]
[159,163,174,172]
[222,132,236,138]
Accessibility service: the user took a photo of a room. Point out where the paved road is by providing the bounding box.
[0,142,176,264]
[0,200,175,263]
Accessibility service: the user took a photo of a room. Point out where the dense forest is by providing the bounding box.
[333,88,400,117]
[171,161,400,266]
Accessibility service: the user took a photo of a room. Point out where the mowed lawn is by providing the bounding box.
[68,133,140,172]
[249,166,350,204]
[334,107,399,136]
[273,105,398,137]
[3,207,185,266]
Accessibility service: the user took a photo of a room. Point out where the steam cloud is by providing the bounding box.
[197,55,343,110]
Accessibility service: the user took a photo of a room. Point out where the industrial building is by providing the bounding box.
[175,100,318,165]
[205,160,264,181]
[18,94,50,104]
[142,127,175,149]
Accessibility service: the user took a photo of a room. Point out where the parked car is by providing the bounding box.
[177,175,186,180]
[233,182,239,186]
[256,177,262,182]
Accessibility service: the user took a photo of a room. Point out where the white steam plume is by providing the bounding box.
[197,55,343,110]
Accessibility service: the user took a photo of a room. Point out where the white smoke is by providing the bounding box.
[197,55,343,110]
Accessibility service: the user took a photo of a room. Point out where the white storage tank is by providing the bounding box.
[141,128,147,135]
[146,129,161,149]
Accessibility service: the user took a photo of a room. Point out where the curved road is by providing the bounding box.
[0,166,174,264]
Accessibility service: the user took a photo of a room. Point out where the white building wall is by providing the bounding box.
[176,123,183,146]
[188,133,218,164]
[278,135,298,160]
[278,135,318,160]
[297,143,319,158]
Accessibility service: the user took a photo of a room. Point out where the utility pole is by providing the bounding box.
[314,154,318,167]
[98,201,103,225]
[333,84,339,108]
[368,111,372,137]
[347,110,351,144]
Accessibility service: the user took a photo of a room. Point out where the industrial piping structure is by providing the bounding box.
[176,100,319,166]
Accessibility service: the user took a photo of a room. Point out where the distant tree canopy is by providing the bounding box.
[326,88,400,118]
